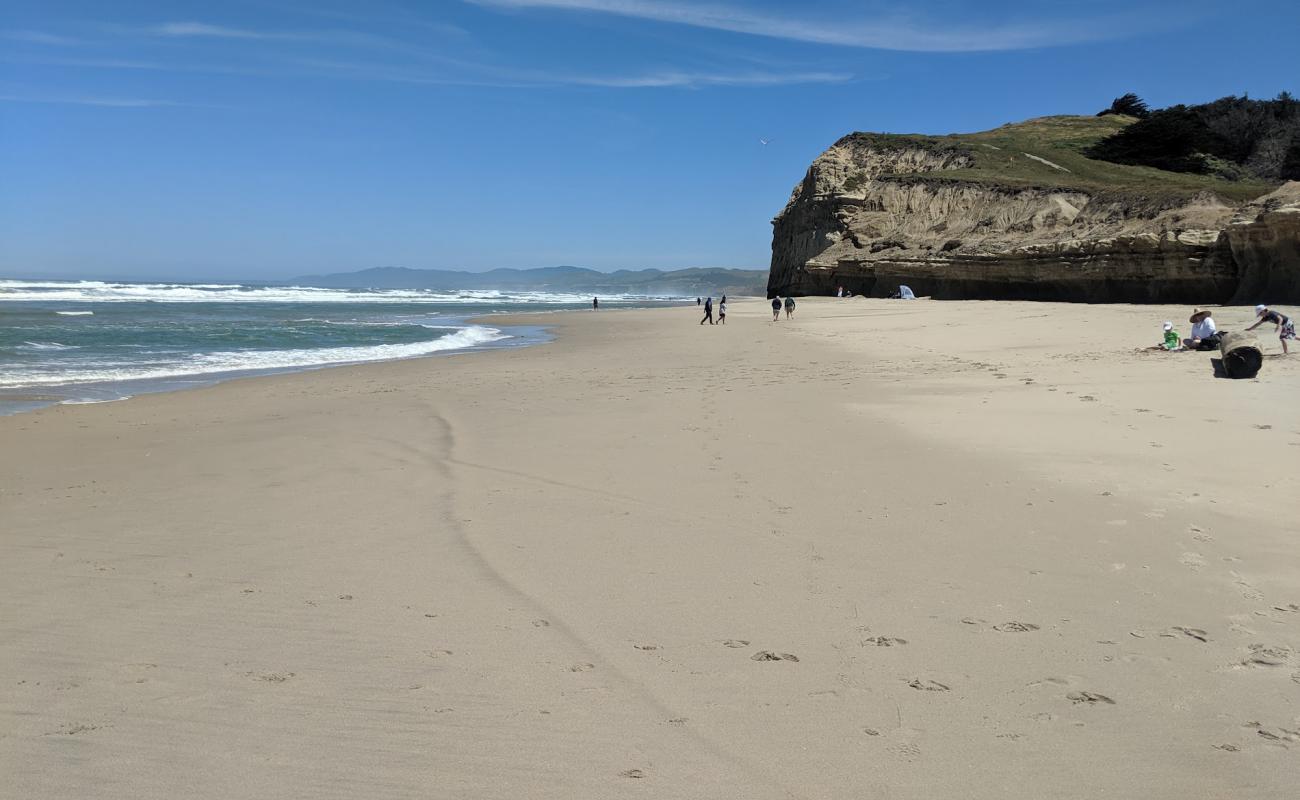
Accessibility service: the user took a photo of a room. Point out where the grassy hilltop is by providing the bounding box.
[840,113,1283,202]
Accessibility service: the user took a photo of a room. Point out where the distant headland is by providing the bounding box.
[290,265,766,296]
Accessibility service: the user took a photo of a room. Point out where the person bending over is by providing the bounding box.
[1247,305,1295,354]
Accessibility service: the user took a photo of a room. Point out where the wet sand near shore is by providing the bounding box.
[2,298,1298,798]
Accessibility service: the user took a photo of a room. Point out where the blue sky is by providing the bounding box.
[1,0,1295,280]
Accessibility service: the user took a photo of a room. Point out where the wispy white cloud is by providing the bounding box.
[6,13,853,92]
[286,54,848,88]
[3,30,80,46]
[148,21,285,39]
[466,0,1130,52]
[0,93,184,108]
[560,70,851,88]
[8,48,847,90]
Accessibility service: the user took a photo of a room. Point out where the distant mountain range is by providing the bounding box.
[289,266,766,296]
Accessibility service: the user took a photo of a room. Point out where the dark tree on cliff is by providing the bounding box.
[1088,93,1300,180]
[1097,93,1150,118]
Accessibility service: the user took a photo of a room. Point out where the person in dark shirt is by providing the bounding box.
[771,297,781,321]
[700,297,714,325]
[1247,304,1295,354]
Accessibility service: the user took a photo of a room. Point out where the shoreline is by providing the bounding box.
[3,297,1297,798]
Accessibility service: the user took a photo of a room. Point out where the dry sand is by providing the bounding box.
[2,298,1298,798]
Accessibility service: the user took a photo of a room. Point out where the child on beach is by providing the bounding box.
[1246,305,1295,354]
[1161,321,1180,350]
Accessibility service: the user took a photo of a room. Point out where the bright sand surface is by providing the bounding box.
[3,298,1298,798]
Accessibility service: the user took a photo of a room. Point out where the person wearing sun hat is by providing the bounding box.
[1246,304,1295,354]
[1184,308,1219,350]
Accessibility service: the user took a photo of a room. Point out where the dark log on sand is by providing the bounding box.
[1219,331,1263,379]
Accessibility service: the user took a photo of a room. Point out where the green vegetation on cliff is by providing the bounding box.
[840,114,1277,202]
[1086,94,1300,181]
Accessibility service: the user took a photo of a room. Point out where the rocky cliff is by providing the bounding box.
[769,116,1300,303]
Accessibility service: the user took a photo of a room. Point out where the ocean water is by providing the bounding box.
[0,279,681,414]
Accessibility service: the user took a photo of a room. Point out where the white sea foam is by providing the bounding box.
[55,310,94,316]
[20,341,78,351]
[1,279,657,305]
[0,325,507,387]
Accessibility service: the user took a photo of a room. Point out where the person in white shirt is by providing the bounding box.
[1185,308,1218,350]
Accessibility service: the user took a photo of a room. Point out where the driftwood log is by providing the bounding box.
[1219,331,1263,379]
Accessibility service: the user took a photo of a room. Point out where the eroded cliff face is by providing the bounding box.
[769,136,1299,303]
[1227,182,1300,303]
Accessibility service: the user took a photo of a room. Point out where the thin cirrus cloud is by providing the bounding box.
[2,29,80,45]
[286,55,849,88]
[0,93,183,108]
[466,0,1139,52]
[146,21,295,39]
[7,18,851,90]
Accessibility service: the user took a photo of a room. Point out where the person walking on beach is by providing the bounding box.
[700,296,714,325]
[696,297,701,306]
[784,296,796,319]
[1247,304,1295,354]
[592,297,599,311]
[771,297,781,321]
[717,298,726,325]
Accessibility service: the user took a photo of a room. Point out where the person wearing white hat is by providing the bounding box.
[1246,304,1295,354]
[1160,320,1180,350]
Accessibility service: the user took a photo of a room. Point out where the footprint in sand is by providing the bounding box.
[720,639,750,648]
[1180,553,1207,570]
[993,622,1040,633]
[531,619,550,627]
[633,643,660,651]
[247,671,295,683]
[568,663,595,672]
[1165,627,1209,643]
[751,651,799,662]
[45,722,111,736]
[907,678,950,692]
[1246,722,1300,745]
[619,769,646,779]
[1230,573,1265,601]
[861,636,908,647]
[887,741,922,761]
[1067,691,1115,705]
[1241,644,1294,668]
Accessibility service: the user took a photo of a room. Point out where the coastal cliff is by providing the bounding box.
[769,116,1300,302]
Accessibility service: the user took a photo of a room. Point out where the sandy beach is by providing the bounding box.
[2,297,1298,799]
